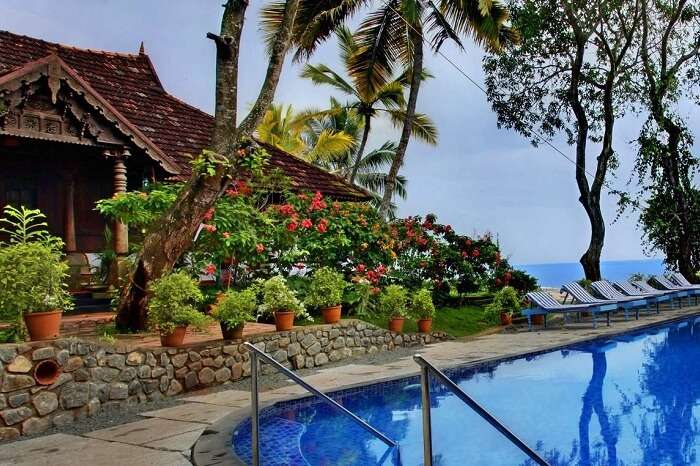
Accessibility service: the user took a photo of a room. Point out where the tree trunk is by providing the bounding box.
[116,0,299,331]
[348,114,371,184]
[378,30,423,217]
[579,198,605,281]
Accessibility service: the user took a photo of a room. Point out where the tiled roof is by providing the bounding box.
[0,31,369,201]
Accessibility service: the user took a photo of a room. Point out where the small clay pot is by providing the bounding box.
[23,310,62,341]
[321,305,342,324]
[388,317,405,333]
[417,318,433,333]
[221,322,244,340]
[500,312,513,326]
[274,311,295,331]
[531,314,545,326]
[160,326,187,346]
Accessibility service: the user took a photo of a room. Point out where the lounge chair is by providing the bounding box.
[561,282,636,320]
[591,280,657,316]
[524,291,615,330]
[613,280,675,309]
[652,275,699,306]
[669,272,700,290]
[633,280,687,308]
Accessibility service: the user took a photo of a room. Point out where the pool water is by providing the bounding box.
[233,316,700,465]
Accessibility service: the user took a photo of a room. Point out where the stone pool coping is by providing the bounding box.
[193,306,700,466]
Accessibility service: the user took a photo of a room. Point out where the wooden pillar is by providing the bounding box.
[63,173,77,252]
[109,149,130,256]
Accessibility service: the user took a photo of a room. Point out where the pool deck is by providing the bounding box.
[3,304,699,465]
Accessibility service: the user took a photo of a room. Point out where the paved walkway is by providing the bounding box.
[2,305,698,465]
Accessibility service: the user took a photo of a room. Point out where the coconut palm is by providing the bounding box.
[301,26,438,184]
[256,103,356,161]
[348,0,519,216]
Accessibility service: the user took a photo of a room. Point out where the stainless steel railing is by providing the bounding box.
[413,354,550,466]
[243,342,398,466]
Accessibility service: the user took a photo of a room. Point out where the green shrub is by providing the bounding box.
[148,271,210,334]
[379,284,408,318]
[484,286,521,324]
[0,242,73,320]
[212,287,257,330]
[410,288,436,319]
[259,276,308,318]
[306,267,345,308]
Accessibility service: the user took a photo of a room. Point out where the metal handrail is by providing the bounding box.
[244,342,398,466]
[413,354,550,466]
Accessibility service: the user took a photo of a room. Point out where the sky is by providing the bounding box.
[3,0,697,265]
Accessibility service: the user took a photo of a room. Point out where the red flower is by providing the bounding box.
[286,221,298,232]
[309,191,327,211]
[294,262,306,270]
[316,219,328,233]
[356,264,366,273]
[204,263,216,275]
[203,208,215,221]
[225,188,237,197]
[465,239,472,247]
[203,224,217,233]
[236,180,252,196]
[375,264,387,275]
[301,218,313,229]
[279,204,295,216]
[222,232,231,239]
[472,249,480,258]
[462,250,469,258]
[256,243,265,253]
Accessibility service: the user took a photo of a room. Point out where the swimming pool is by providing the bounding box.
[232,316,700,465]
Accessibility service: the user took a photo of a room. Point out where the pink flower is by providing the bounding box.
[279,204,295,216]
[356,264,366,273]
[286,221,298,232]
[301,218,313,229]
[203,208,215,221]
[222,232,231,239]
[203,224,217,233]
[256,243,265,253]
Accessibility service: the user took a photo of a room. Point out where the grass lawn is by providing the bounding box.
[300,305,495,338]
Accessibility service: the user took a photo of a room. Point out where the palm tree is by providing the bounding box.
[301,26,437,184]
[348,0,519,216]
[256,103,356,161]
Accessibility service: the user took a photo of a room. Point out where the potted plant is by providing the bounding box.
[211,287,256,339]
[485,286,521,326]
[379,284,409,333]
[410,289,436,333]
[0,206,73,341]
[306,267,346,324]
[259,276,309,331]
[148,271,211,346]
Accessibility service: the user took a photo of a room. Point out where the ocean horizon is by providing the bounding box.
[515,258,666,288]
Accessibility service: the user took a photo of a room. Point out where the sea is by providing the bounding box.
[515,258,667,288]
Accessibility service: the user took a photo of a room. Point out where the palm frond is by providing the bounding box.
[358,141,399,170]
[373,81,406,109]
[304,129,356,162]
[387,110,439,145]
[357,172,408,199]
[426,0,464,52]
[300,64,357,96]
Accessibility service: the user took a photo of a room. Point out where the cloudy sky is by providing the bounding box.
[4,0,695,265]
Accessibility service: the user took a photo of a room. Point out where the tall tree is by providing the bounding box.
[301,26,437,183]
[117,0,363,331]
[369,0,518,217]
[483,0,640,280]
[633,0,700,279]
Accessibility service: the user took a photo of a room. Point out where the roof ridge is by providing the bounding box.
[0,30,141,58]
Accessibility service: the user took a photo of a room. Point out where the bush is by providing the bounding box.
[212,287,257,330]
[484,286,521,324]
[259,275,308,318]
[148,271,210,334]
[379,284,408,318]
[410,288,436,320]
[306,267,345,308]
[0,242,72,320]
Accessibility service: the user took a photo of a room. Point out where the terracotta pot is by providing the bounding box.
[417,318,433,333]
[274,311,295,331]
[321,305,342,324]
[160,326,187,346]
[23,310,62,341]
[531,314,545,326]
[388,317,405,333]
[220,322,244,340]
[500,312,513,326]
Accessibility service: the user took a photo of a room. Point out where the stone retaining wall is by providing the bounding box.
[0,319,449,440]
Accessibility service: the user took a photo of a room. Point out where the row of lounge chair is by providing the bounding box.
[522,272,700,330]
